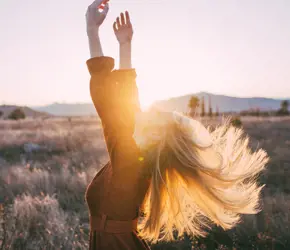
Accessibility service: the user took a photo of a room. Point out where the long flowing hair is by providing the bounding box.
[133,111,269,242]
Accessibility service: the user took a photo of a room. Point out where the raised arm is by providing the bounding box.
[86,0,109,58]
[85,0,114,131]
[86,4,142,172]
[113,11,134,69]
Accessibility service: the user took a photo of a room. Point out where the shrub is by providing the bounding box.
[8,108,26,120]
[277,109,289,116]
[1,194,88,249]
[277,100,289,116]
[230,116,242,128]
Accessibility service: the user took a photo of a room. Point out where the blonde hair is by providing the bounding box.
[134,111,269,242]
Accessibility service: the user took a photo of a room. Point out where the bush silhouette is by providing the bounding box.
[208,95,213,118]
[230,116,242,128]
[188,96,199,117]
[201,96,205,117]
[277,100,289,116]
[8,108,26,120]
[215,106,220,117]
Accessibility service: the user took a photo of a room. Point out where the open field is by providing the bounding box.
[1,116,290,249]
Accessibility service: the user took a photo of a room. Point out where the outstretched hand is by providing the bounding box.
[113,12,134,45]
[86,0,109,34]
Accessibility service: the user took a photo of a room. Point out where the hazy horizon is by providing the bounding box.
[1,0,290,108]
[29,91,290,108]
[1,90,289,109]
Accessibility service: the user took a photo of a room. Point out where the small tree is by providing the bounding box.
[215,106,219,117]
[208,96,213,118]
[277,100,289,116]
[188,96,199,117]
[200,96,205,117]
[8,108,26,120]
[282,100,289,110]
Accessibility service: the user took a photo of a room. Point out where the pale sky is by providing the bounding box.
[1,0,289,108]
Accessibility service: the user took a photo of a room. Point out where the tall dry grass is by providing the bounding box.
[0,116,290,249]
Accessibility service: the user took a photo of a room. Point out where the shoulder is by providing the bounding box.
[111,69,137,82]
[86,57,137,80]
[86,56,115,76]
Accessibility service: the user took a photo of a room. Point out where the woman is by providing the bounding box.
[85,1,269,249]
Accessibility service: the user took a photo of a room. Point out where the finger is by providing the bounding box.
[96,0,108,9]
[120,13,125,26]
[97,0,109,13]
[116,17,121,29]
[102,2,109,14]
[125,11,131,25]
[98,5,105,12]
[113,21,118,33]
[91,0,102,9]
[98,4,107,14]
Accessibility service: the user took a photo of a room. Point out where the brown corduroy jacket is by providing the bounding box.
[85,56,151,250]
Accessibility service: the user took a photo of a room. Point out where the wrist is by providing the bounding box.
[87,29,104,58]
[87,26,100,37]
[119,42,132,55]
[119,41,132,47]
[119,42,132,69]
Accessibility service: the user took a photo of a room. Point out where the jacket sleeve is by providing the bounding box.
[86,56,142,172]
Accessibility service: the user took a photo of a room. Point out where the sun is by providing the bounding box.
[139,94,155,111]
[136,74,167,110]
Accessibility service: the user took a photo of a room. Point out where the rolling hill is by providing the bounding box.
[0,105,50,119]
[33,103,96,117]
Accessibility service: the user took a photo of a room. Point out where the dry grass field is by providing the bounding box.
[0,116,290,249]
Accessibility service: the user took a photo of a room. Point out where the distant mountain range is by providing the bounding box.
[152,92,289,113]
[33,103,96,117]
[29,92,289,117]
